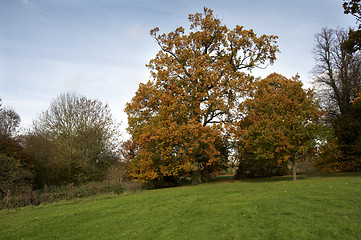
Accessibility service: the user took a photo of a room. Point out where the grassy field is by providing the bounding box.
[1,173,361,239]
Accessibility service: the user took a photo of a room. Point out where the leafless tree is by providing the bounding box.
[313,27,361,168]
[313,28,361,116]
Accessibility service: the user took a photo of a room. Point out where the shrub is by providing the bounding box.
[106,162,128,184]
[0,182,125,209]
[122,181,143,192]
[0,153,33,200]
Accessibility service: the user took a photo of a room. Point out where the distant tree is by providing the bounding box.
[28,92,120,185]
[231,73,324,181]
[125,8,279,184]
[313,28,361,171]
[0,99,20,138]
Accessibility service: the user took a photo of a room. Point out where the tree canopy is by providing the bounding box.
[27,92,120,185]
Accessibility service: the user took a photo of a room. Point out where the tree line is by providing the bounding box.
[0,93,129,207]
[1,2,360,205]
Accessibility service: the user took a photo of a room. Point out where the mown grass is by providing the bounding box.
[1,173,361,239]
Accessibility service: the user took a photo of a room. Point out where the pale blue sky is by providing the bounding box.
[0,0,356,135]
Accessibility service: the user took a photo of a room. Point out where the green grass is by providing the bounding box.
[1,173,361,239]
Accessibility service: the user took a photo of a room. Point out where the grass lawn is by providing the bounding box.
[1,173,361,239]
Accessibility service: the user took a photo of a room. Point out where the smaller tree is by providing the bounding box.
[231,73,324,181]
[0,99,20,138]
[29,92,120,185]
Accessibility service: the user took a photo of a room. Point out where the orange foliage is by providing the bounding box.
[125,8,278,182]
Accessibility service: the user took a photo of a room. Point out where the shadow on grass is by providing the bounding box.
[210,174,310,183]
[210,175,236,183]
[244,175,309,183]
[198,172,361,186]
[308,172,361,178]
[242,172,361,183]
[221,172,361,184]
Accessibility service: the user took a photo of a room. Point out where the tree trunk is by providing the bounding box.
[292,162,297,181]
[192,163,202,185]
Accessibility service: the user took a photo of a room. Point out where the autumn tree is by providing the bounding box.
[313,28,361,171]
[125,8,278,184]
[230,73,324,181]
[27,92,120,185]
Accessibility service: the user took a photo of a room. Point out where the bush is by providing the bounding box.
[0,187,40,209]
[122,180,143,192]
[235,158,289,179]
[315,140,361,173]
[0,182,125,209]
[105,162,128,184]
[0,153,33,200]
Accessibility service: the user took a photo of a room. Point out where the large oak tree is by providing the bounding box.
[126,8,279,184]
